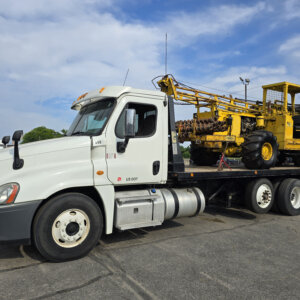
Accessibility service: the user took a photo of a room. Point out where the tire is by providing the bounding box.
[277,178,300,216]
[190,143,219,166]
[245,178,274,213]
[33,193,103,262]
[242,130,278,169]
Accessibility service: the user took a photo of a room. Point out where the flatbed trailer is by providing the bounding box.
[1,86,300,262]
[172,166,300,181]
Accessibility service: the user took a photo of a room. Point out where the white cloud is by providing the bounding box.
[0,0,267,137]
[284,0,300,20]
[279,34,300,58]
[164,2,265,44]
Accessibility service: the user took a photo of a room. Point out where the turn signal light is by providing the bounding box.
[0,183,19,205]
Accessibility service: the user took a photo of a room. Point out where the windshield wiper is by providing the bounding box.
[71,131,86,136]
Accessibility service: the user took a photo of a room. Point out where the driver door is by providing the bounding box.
[105,95,164,185]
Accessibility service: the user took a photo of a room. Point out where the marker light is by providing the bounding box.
[99,88,105,93]
[76,92,88,102]
[0,183,19,205]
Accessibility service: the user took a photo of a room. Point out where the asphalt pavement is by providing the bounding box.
[1,205,300,300]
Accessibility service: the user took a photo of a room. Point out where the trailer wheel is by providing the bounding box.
[190,143,219,166]
[242,131,278,169]
[245,178,274,213]
[277,178,300,216]
[33,193,103,262]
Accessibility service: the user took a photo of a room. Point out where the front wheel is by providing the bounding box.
[33,193,103,262]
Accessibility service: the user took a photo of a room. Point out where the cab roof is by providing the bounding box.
[262,82,300,94]
[71,86,165,110]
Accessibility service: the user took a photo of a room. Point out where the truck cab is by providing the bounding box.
[69,86,169,186]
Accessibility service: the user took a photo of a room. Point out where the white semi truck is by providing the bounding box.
[1,85,300,261]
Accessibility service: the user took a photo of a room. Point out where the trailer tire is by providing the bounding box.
[277,178,300,216]
[242,131,278,169]
[33,193,103,262]
[245,178,274,213]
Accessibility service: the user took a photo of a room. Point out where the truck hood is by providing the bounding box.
[0,136,91,162]
[0,136,98,202]
[0,136,93,188]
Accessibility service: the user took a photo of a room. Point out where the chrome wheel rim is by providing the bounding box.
[290,187,300,209]
[51,209,90,248]
[256,184,272,209]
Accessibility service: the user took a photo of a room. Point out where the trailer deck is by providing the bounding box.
[170,165,300,180]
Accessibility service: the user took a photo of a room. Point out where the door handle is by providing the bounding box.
[153,161,160,175]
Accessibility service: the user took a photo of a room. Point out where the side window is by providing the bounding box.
[115,103,157,138]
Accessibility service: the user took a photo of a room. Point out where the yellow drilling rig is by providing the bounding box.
[156,74,300,169]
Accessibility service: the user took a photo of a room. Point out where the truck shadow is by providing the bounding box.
[205,205,257,220]
[102,220,183,245]
[0,243,44,262]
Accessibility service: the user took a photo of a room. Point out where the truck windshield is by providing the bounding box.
[67,98,116,136]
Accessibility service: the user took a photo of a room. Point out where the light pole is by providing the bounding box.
[239,77,250,100]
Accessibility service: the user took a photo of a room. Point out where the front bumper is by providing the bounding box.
[0,200,42,244]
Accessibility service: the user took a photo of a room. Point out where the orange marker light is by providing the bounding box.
[99,87,105,93]
[6,184,19,204]
[76,92,88,101]
[97,170,104,176]
[190,173,194,177]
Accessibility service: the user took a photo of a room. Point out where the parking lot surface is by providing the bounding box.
[1,205,300,300]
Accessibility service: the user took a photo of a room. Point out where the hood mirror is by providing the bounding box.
[2,136,10,148]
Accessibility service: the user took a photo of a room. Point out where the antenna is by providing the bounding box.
[165,33,168,75]
[123,68,129,86]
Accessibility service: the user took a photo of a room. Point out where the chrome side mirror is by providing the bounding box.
[125,109,136,138]
[117,109,136,153]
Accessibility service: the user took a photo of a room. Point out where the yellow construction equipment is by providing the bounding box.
[156,74,300,169]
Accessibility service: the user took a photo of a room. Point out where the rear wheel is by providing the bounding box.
[242,130,278,169]
[277,178,300,216]
[33,193,103,262]
[245,178,274,213]
[190,143,219,166]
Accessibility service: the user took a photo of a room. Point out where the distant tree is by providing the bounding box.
[61,129,68,136]
[180,145,191,159]
[22,126,63,144]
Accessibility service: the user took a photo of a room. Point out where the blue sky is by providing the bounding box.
[1,0,300,137]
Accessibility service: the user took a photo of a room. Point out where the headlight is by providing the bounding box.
[0,183,19,205]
